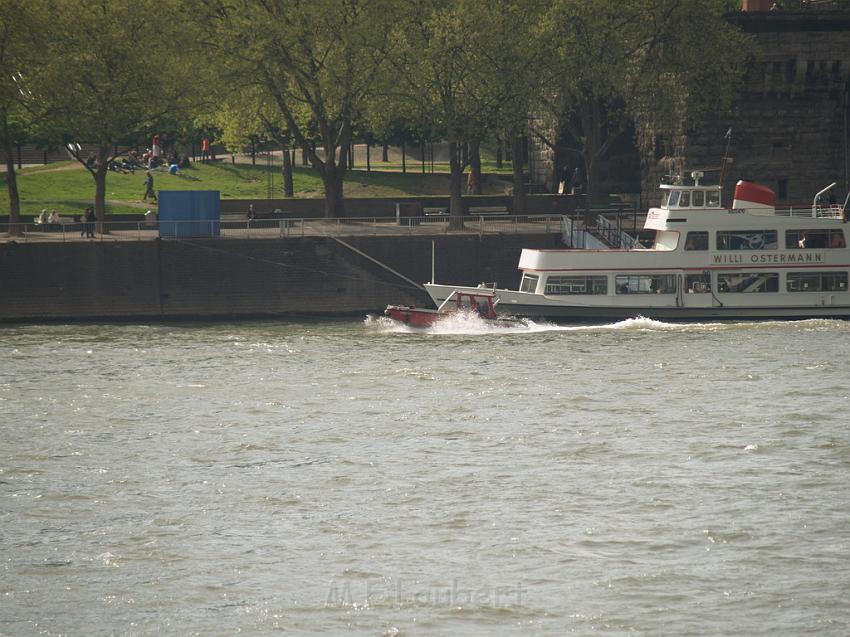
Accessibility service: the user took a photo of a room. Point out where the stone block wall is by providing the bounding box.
[0,233,561,322]
[642,12,850,207]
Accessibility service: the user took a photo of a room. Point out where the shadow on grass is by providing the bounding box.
[202,162,264,181]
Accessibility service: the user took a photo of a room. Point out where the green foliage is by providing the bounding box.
[1,0,775,218]
[30,0,197,148]
[539,0,752,202]
[200,0,399,215]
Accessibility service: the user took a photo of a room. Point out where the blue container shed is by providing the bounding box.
[158,190,221,237]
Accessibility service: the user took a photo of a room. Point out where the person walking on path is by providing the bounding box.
[143,171,157,202]
[84,206,96,238]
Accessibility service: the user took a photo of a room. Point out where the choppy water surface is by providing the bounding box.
[2,315,849,636]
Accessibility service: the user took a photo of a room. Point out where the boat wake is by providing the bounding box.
[365,313,849,335]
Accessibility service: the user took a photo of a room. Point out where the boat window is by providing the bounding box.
[667,191,680,208]
[661,190,670,207]
[706,191,721,207]
[545,275,608,295]
[679,191,691,207]
[684,231,708,251]
[717,272,779,293]
[787,271,848,292]
[716,230,777,250]
[520,274,539,293]
[653,230,680,250]
[785,229,846,249]
[692,190,705,207]
[615,274,676,295]
[686,273,711,293]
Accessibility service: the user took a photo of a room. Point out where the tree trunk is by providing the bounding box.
[510,130,526,215]
[321,165,345,218]
[366,144,371,172]
[448,140,465,231]
[381,143,389,162]
[574,96,618,225]
[583,156,598,226]
[495,136,503,169]
[2,110,22,236]
[470,139,482,195]
[421,139,426,175]
[401,139,406,174]
[94,144,111,231]
[282,144,294,197]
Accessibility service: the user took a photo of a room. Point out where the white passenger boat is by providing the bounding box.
[425,175,850,320]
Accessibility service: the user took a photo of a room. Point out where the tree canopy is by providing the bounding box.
[0,0,47,231]
[24,0,197,221]
[1,0,781,221]
[198,0,398,217]
[539,0,751,209]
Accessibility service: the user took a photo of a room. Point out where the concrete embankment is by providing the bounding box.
[0,233,561,322]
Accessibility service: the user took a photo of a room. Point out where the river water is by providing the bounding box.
[2,315,849,636]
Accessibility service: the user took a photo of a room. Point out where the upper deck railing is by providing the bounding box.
[772,205,844,218]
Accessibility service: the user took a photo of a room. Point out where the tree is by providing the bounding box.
[201,0,396,218]
[0,0,44,234]
[389,0,504,228]
[211,88,297,197]
[27,0,197,225]
[471,0,549,213]
[384,0,549,225]
[539,0,751,215]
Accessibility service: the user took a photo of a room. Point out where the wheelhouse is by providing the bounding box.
[660,185,722,209]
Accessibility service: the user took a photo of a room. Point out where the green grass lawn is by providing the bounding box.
[1,159,518,216]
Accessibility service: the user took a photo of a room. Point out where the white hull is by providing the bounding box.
[425,180,850,322]
[424,283,850,321]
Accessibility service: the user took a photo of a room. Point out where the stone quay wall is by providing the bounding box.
[0,233,561,322]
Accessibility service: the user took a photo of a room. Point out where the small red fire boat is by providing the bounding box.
[385,289,506,327]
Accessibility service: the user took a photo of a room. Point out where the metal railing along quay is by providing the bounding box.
[0,215,573,243]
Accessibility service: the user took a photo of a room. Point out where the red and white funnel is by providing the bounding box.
[732,180,776,215]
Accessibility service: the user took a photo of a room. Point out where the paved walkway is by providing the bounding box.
[1,216,566,244]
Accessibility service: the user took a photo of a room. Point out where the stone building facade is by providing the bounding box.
[527,10,850,209]
[642,11,850,207]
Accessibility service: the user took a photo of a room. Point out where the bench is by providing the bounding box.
[423,206,448,222]
[222,211,297,229]
[32,216,81,232]
[423,206,448,216]
[469,205,509,216]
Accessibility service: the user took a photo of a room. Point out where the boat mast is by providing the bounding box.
[431,240,435,284]
[719,127,733,191]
